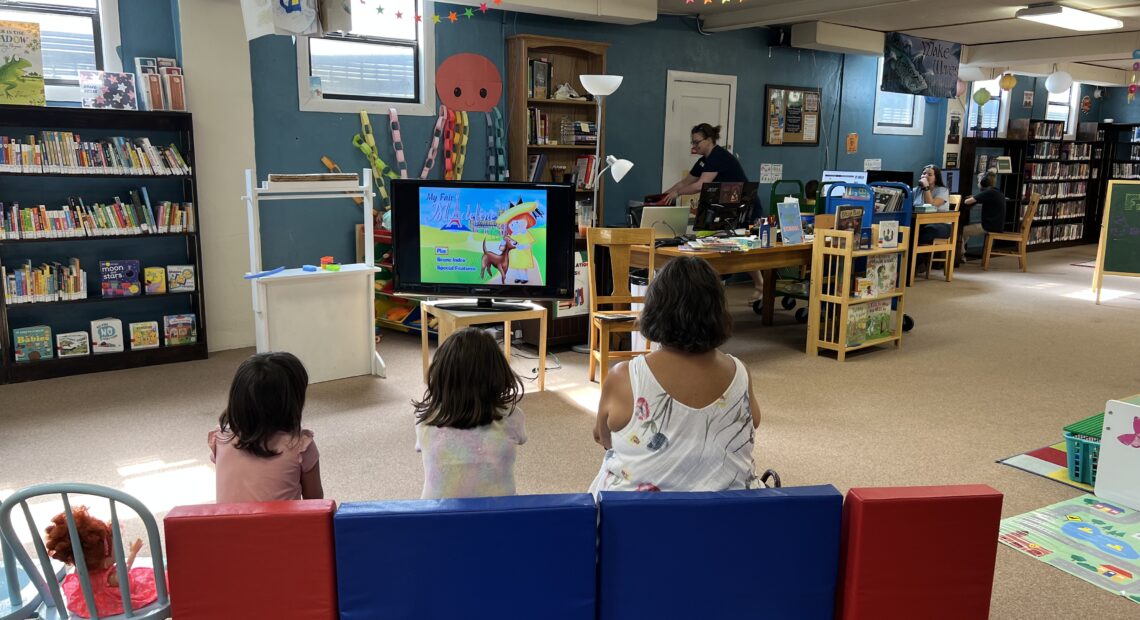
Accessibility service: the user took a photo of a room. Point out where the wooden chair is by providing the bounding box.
[908,198,960,285]
[587,227,655,384]
[983,193,1041,272]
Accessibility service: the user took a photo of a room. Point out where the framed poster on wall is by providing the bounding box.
[764,85,821,146]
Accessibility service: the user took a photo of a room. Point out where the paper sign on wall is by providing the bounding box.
[863,159,882,171]
[760,163,783,184]
[846,133,858,154]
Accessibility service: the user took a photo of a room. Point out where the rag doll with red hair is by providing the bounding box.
[43,506,158,618]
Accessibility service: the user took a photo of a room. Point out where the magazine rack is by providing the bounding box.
[243,169,384,383]
[807,225,910,361]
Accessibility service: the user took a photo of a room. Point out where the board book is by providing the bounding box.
[90,318,124,353]
[163,314,197,346]
[130,321,160,350]
[12,325,52,361]
[145,266,167,294]
[56,331,90,357]
[166,265,196,292]
[100,260,141,297]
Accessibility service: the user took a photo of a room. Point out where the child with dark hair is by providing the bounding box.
[44,506,159,618]
[590,256,762,493]
[210,351,323,503]
[414,327,527,499]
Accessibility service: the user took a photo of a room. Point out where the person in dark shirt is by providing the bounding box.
[662,123,747,202]
[958,172,1006,264]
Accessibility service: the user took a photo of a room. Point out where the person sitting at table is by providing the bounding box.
[957,171,1005,265]
[589,255,763,493]
[913,164,951,246]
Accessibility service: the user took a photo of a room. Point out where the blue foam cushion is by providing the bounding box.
[598,485,843,620]
[335,493,597,620]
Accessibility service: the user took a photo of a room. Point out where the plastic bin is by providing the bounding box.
[1063,412,1103,485]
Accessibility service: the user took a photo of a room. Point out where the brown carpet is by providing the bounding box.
[2,245,1139,617]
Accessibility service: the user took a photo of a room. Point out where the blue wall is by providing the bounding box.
[249,4,949,266]
[117,0,180,66]
[1098,87,1139,123]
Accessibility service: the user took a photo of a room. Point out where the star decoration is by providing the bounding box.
[479,2,489,13]
[432,13,440,23]
[415,14,422,22]
[493,0,502,4]
[376,4,383,14]
[463,7,474,18]
[448,10,458,22]
[395,10,402,18]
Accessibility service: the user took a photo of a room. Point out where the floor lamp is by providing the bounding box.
[580,74,623,227]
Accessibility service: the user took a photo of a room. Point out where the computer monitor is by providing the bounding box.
[866,170,914,187]
[695,181,759,232]
[640,206,691,239]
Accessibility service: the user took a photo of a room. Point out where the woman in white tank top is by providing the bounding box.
[590,256,762,493]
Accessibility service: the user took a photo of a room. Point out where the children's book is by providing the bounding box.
[163,314,197,346]
[129,321,160,350]
[90,318,124,354]
[56,331,90,357]
[854,277,875,298]
[866,300,893,340]
[13,325,52,361]
[845,305,868,347]
[531,59,549,99]
[166,264,196,292]
[866,254,898,297]
[162,72,186,111]
[835,205,864,233]
[877,220,899,249]
[0,21,45,106]
[777,202,804,245]
[134,57,164,110]
[100,260,141,297]
[144,266,167,294]
[78,71,138,110]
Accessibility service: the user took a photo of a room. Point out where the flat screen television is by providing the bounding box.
[390,180,576,311]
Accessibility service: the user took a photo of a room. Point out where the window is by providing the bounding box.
[873,59,925,135]
[297,0,435,116]
[967,78,1002,135]
[0,0,120,102]
[1046,82,1080,135]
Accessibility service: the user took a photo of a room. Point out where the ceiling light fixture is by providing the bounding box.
[1015,3,1123,32]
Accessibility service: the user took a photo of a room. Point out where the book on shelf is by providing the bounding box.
[0,132,191,175]
[776,202,804,245]
[166,265,196,292]
[91,317,124,354]
[144,267,167,294]
[100,260,141,297]
[56,331,90,357]
[0,21,45,107]
[129,321,160,350]
[846,305,868,347]
[877,220,899,249]
[134,57,164,111]
[78,71,138,111]
[12,326,52,361]
[574,154,596,190]
[527,153,549,183]
[835,205,864,233]
[560,119,597,146]
[865,254,897,297]
[530,59,550,99]
[872,186,905,213]
[163,314,197,346]
[0,195,195,239]
[866,300,893,340]
[2,258,85,304]
[854,277,875,298]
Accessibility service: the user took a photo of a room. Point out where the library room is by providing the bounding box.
[2,1,1140,618]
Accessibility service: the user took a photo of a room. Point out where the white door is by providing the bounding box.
[661,70,737,192]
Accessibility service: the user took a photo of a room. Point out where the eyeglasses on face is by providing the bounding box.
[690,137,707,146]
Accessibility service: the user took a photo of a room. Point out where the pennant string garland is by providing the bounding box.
[367,1,510,30]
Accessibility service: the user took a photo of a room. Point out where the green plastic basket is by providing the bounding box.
[1064,413,1103,485]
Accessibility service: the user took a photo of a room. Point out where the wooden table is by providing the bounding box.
[420,300,547,390]
[630,243,813,325]
[909,211,960,285]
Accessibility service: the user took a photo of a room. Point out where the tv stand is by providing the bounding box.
[434,298,532,312]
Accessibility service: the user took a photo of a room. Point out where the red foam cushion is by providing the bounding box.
[165,500,338,620]
[837,485,1003,620]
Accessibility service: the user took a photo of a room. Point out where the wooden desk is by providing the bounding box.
[630,243,812,325]
[420,300,547,391]
[909,211,959,285]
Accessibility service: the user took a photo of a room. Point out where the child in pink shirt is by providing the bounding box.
[210,352,323,503]
[414,327,527,499]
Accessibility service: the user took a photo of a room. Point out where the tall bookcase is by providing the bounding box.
[958,137,1025,233]
[0,105,206,383]
[1092,122,1140,243]
[506,34,609,225]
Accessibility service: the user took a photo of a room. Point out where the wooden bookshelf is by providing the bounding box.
[0,106,207,383]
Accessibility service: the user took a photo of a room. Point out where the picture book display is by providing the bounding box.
[129,321,160,350]
[417,187,548,286]
[145,267,166,294]
[854,277,875,298]
[777,202,804,245]
[163,314,197,346]
[846,305,868,347]
[78,71,138,110]
[556,251,589,318]
[866,300,893,340]
[100,260,141,297]
[835,205,864,234]
[865,254,898,296]
[56,331,90,357]
[878,220,899,249]
[91,318,124,353]
[166,265,196,292]
[2,258,86,304]
[12,325,52,361]
[0,20,45,106]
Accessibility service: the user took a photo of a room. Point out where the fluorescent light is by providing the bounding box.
[1015,4,1123,31]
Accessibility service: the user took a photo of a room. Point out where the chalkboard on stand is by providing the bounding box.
[1093,180,1140,304]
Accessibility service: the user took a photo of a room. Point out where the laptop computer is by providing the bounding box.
[640,206,691,239]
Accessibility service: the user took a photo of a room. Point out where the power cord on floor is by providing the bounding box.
[510,343,562,382]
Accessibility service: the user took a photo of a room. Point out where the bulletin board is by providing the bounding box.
[764,85,822,146]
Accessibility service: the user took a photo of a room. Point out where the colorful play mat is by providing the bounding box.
[1000,494,1140,604]
[998,441,1094,493]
